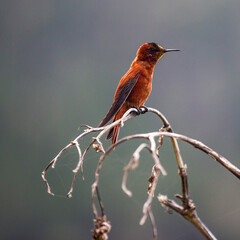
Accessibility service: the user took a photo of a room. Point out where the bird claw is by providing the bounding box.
[132,107,141,115]
[139,106,148,114]
[132,106,149,115]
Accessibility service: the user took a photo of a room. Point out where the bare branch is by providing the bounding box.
[148,209,157,240]
[113,131,240,180]
[139,164,160,225]
[42,108,140,198]
[42,106,240,240]
[41,159,56,196]
[158,194,216,240]
[139,136,166,225]
[122,143,150,197]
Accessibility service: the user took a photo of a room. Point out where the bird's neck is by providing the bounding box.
[131,58,156,74]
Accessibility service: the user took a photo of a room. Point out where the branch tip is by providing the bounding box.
[157,194,168,204]
[67,193,72,199]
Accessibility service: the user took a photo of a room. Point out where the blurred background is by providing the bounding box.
[1,0,240,239]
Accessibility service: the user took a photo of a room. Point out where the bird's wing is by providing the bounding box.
[98,72,140,127]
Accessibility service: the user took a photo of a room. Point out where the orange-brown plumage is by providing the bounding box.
[99,42,179,144]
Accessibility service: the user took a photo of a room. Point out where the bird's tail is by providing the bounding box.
[106,104,128,144]
[106,120,120,145]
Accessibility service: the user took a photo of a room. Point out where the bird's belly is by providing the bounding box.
[126,78,152,107]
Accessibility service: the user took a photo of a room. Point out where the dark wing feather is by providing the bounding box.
[98,73,140,127]
[106,119,115,139]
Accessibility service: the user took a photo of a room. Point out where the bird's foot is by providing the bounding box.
[139,106,148,114]
[132,106,149,115]
[132,106,141,115]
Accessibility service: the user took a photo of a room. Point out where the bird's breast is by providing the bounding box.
[126,72,152,107]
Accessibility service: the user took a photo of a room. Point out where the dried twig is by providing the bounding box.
[148,209,157,240]
[157,194,216,240]
[42,106,240,240]
[41,108,139,197]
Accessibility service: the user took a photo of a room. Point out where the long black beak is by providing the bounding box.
[164,49,180,52]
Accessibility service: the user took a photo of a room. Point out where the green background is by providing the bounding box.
[1,0,240,239]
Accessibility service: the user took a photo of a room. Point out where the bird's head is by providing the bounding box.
[136,42,179,63]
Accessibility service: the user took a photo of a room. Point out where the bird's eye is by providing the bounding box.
[150,48,159,53]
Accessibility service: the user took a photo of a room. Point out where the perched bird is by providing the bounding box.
[99,42,179,144]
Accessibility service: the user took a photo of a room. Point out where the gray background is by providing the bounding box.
[1,0,240,239]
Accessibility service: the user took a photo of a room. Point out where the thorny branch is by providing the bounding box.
[42,106,240,240]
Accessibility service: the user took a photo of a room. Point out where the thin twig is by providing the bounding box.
[42,108,139,198]
[42,106,240,240]
[139,136,165,225]
[158,195,216,240]
[96,186,105,217]
[148,209,158,240]
[111,132,240,180]
[122,143,150,197]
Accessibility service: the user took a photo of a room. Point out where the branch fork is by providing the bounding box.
[42,106,240,240]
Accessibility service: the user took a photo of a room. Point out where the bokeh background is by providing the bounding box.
[1,0,240,239]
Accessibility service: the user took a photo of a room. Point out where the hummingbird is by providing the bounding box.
[99,42,179,144]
